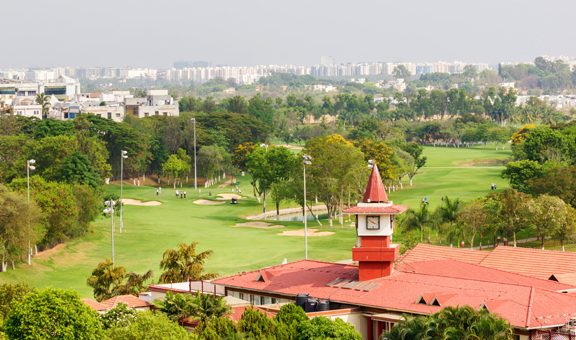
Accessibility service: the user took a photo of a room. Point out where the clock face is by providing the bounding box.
[366,216,380,230]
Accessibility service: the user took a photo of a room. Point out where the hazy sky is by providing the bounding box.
[2,0,575,68]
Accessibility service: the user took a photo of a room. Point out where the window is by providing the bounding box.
[238,292,244,300]
[260,296,265,305]
[271,298,277,304]
[249,295,255,305]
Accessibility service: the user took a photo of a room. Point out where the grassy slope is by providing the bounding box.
[0,145,510,296]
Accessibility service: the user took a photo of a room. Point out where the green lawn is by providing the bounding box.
[391,145,511,208]
[0,145,511,297]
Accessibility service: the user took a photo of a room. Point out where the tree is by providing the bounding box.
[246,145,296,216]
[57,152,102,188]
[530,195,570,249]
[501,160,543,193]
[86,260,153,301]
[354,139,396,182]
[237,307,277,339]
[155,291,197,325]
[487,189,531,247]
[401,142,427,186]
[402,201,431,242]
[0,185,43,271]
[196,316,238,340]
[4,288,103,339]
[528,166,576,208]
[434,196,463,246]
[304,135,366,226]
[0,283,30,320]
[519,126,571,164]
[35,93,51,118]
[105,311,189,340]
[393,65,412,80]
[550,204,576,251]
[197,145,231,180]
[100,303,138,329]
[162,153,189,188]
[275,303,308,339]
[457,200,489,248]
[158,242,217,284]
[385,306,513,340]
[296,317,361,340]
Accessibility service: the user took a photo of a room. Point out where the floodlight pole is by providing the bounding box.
[120,150,128,233]
[26,159,36,265]
[303,155,312,260]
[192,118,197,190]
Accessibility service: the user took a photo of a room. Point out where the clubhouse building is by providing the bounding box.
[150,165,576,340]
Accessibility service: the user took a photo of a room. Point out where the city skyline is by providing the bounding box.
[2,0,576,68]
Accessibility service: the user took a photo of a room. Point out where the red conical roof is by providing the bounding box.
[363,164,389,203]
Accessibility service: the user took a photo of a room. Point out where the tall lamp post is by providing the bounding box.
[119,150,128,233]
[26,159,36,265]
[191,118,197,190]
[260,143,269,219]
[303,154,312,260]
[103,200,116,264]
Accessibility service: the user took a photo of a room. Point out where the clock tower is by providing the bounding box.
[344,163,407,281]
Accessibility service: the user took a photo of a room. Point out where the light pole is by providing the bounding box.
[119,150,128,233]
[104,200,116,264]
[191,118,197,190]
[260,143,268,219]
[303,154,312,260]
[26,159,36,265]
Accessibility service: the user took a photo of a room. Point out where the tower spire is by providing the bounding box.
[363,164,388,203]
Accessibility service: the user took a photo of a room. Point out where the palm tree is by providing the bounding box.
[114,270,154,296]
[191,292,230,323]
[385,306,513,340]
[159,242,217,284]
[435,196,463,246]
[401,201,430,242]
[35,93,50,119]
[86,259,127,301]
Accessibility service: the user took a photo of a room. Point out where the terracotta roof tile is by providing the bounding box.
[400,243,490,265]
[480,246,576,280]
[82,298,108,311]
[100,295,150,310]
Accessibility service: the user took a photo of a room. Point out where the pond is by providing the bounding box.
[274,213,328,222]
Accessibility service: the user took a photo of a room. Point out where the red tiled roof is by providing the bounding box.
[82,298,108,311]
[549,273,576,286]
[229,305,276,322]
[363,165,388,203]
[400,243,490,265]
[479,246,576,280]
[344,205,407,214]
[213,259,576,329]
[100,295,150,310]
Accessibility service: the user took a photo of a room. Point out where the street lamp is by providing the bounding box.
[191,118,197,190]
[303,154,312,260]
[26,159,36,265]
[119,150,128,233]
[103,200,116,264]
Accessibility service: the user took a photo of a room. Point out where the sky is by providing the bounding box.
[2,0,575,68]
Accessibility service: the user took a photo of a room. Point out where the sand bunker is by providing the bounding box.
[278,228,334,237]
[194,199,225,206]
[234,222,284,229]
[216,193,243,201]
[121,199,162,206]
